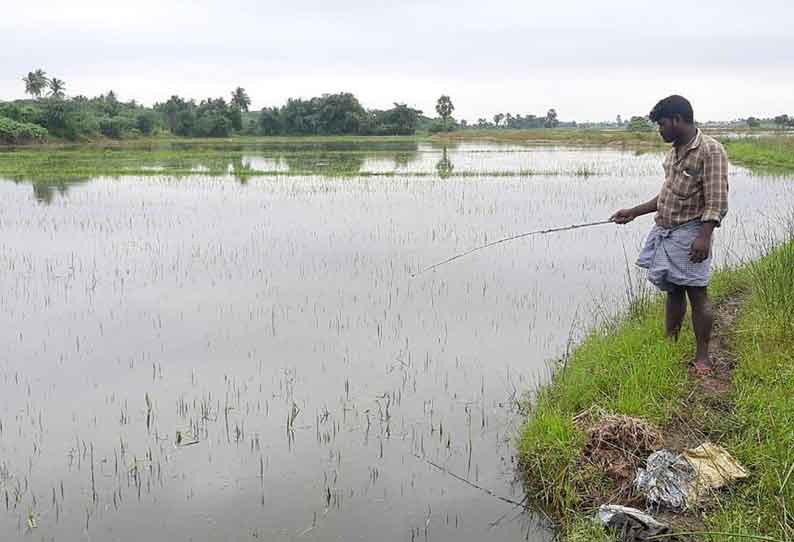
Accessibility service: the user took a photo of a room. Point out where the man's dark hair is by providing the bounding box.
[649,95,694,124]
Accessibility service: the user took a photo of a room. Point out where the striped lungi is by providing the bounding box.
[636,220,711,292]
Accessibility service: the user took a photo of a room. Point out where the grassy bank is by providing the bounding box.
[710,238,794,539]
[433,128,665,148]
[517,231,794,541]
[436,130,794,176]
[723,137,794,174]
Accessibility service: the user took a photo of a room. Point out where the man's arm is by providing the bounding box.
[611,196,658,224]
[690,149,729,262]
[689,221,716,262]
[700,149,729,226]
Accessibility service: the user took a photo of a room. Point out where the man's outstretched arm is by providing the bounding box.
[611,196,658,224]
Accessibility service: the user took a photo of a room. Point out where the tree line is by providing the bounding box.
[1,69,429,144]
[0,70,566,143]
[467,109,566,129]
[746,115,794,129]
[7,68,788,145]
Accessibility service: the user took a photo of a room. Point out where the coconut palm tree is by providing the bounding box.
[230,87,251,112]
[435,95,454,130]
[48,78,66,98]
[22,69,49,98]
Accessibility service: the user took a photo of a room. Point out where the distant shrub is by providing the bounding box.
[168,110,192,136]
[0,116,48,144]
[626,116,654,132]
[0,103,40,124]
[194,113,232,138]
[99,115,137,139]
[135,111,158,135]
[37,99,100,140]
[257,107,282,136]
[243,119,258,136]
[428,120,454,133]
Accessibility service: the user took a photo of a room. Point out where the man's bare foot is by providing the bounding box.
[692,358,713,376]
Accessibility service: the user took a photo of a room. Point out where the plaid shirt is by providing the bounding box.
[656,129,729,228]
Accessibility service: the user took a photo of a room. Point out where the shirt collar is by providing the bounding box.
[675,128,701,158]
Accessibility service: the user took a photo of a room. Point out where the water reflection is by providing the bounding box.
[18,178,91,204]
[436,146,455,178]
[0,140,677,205]
[1,141,426,200]
[282,152,366,176]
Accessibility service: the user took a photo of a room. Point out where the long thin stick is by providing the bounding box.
[412,452,527,507]
[411,218,615,277]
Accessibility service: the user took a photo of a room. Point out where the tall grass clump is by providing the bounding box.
[707,226,794,541]
[744,221,794,333]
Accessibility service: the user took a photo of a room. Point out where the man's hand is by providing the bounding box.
[689,235,711,263]
[610,209,635,224]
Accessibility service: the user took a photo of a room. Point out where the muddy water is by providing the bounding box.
[0,142,792,541]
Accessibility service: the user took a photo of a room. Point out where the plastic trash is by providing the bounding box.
[597,504,672,541]
[635,449,695,509]
[635,442,747,509]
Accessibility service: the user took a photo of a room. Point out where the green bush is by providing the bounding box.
[0,116,48,144]
[428,120,454,133]
[135,111,158,135]
[194,113,231,137]
[626,116,654,132]
[99,115,137,139]
[257,107,282,136]
[37,99,99,140]
[0,103,40,124]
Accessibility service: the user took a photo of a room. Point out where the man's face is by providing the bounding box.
[657,117,678,143]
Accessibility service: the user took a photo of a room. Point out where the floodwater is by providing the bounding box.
[1,141,792,541]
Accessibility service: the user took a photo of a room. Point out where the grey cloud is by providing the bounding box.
[2,0,792,119]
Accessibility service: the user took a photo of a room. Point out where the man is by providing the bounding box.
[611,95,729,376]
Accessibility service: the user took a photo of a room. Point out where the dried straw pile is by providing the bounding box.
[574,408,664,500]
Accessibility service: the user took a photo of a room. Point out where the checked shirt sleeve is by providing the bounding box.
[701,148,729,225]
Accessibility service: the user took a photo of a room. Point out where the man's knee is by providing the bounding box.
[685,286,710,308]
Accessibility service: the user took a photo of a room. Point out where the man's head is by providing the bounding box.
[649,95,695,144]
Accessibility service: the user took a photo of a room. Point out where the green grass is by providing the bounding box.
[706,238,794,540]
[434,128,665,148]
[518,233,794,541]
[722,137,794,174]
[438,130,794,176]
[518,297,696,517]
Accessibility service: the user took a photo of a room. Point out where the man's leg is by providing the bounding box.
[666,286,687,339]
[686,286,714,373]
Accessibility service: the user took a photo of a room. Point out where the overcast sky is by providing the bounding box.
[3,0,792,122]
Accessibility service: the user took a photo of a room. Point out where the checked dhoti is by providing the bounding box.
[636,219,712,292]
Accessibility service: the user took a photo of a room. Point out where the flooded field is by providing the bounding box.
[1,141,792,541]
